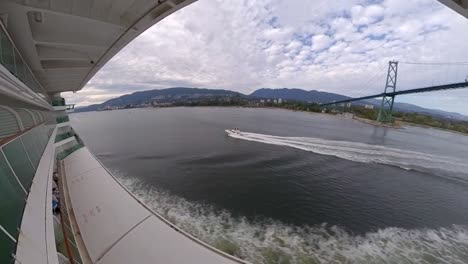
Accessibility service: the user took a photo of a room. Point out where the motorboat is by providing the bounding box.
[225,128,241,136]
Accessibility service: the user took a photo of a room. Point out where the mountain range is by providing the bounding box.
[74,87,468,121]
[251,88,468,120]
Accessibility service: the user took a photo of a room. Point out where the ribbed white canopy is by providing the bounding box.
[0,0,195,94]
[0,0,465,95]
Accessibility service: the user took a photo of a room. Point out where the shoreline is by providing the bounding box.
[77,105,467,136]
[351,115,468,136]
[350,116,402,129]
[398,120,468,136]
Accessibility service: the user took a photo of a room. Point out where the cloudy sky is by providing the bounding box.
[64,0,468,115]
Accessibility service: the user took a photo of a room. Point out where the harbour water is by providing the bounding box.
[70,107,468,263]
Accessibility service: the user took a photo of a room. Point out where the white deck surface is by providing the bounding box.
[15,125,58,264]
[64,148,245,264]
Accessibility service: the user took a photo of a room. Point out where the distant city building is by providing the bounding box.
[273,99,278,104]
[267,99,271,103]
[346,103,351,107]
[364,104,374,109]
[278,98,283,104]
[260,99,265,103]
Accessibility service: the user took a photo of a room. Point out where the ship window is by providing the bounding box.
[39,112,46,123]
[0,107,21,140]
[31,111,41,125]
[26,109,37,125]
[35,111,42,124]
[37,111,43,123]
[15,109,34,129]
[2,139,35,189]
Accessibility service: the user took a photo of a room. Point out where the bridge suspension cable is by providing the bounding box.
[354,63,389,96]
[399,61,468,65]
[397,60,468,89]
[321,60,468,123]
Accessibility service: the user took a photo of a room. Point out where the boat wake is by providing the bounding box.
[228,131,468,180]
[117,175,468,264]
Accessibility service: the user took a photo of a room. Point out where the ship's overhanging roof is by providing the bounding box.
[1,0,465,95]
[438,0,468,18]
[0,0,195,94]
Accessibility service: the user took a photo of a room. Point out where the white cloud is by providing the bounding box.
[395,19,424,39]
[351,4,385,26]
[311,34,333,52]
[263,27,294,42]
[329,41,348,53]
[64,0,468,115]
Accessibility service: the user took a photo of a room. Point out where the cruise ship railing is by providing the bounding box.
[55,131,74,143]
[56,160,86,264]
[0,103,64,263]
[0,21,48,97]
[0,121,52,264]
[56,115,70,124]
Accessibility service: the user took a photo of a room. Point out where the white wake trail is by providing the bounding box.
[119,176,468,264]
[228,132,468,177]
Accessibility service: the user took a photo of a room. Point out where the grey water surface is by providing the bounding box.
[70,107,468,263]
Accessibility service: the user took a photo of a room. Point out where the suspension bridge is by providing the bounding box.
[320,61,468,123]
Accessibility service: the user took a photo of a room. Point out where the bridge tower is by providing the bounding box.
[377,61,398,123]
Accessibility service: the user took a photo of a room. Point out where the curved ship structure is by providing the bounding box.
[0,0,466,263]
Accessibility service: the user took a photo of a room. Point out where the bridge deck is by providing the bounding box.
[320,82,468,106]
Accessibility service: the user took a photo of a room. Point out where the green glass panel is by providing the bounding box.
[43,126,51,144]
[56,116,70,124]
[21,131,41,167]
[36,126,48,151]
[34,127,48,159]
[13,49,25,83]
[23,126,48,167]
[69,241,82,264]
[3,139,35,189]
[24,71,40,93]
[67,232,76,247]
[55,227,66,258]
[0,151,26,237]
[35,127,45,151]
[0,28,16,75]
[23,70,33,88]
[42,134,49,152]
[0,231,15,264]
[57,144,83,160]
[55,132,73,143]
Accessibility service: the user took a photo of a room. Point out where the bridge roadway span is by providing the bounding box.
[320,82,468,106]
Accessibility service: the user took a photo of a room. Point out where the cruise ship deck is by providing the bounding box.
[0,0,466,263]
